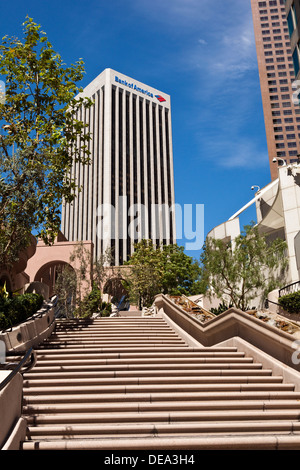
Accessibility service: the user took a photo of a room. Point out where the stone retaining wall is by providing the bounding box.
[0,302,55,353]
[0,300,56,449]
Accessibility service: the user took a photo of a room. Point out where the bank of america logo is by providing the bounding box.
[155,95,166,103]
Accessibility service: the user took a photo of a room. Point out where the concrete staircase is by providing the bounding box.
[20,316,300,450]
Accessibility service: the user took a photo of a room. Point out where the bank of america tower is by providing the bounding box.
[61,69,176,265]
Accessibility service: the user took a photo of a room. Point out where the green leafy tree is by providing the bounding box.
[54,243,114,317]
[54,265,77,318]
[199,223,288,312]
[68,241,93,313]
[0,17,92,267]
[159,244,202,296]
[123,240,201,308]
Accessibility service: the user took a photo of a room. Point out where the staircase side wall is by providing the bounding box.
[155,294,300,376]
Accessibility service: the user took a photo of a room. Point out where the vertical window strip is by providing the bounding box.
[146,101,152,239]
[133,95,138,207]
[139,98,145,206]
[152,104,159,205]
[126,92,131,261]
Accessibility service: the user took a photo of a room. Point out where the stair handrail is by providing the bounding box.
[0,348,37,392]
[279,280,300,298]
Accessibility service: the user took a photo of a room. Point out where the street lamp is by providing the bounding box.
[272,157,286,166]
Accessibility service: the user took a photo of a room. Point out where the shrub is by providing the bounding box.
[210,302,233,315]
[0,293,44,330]
[278,291,300,313]
[74,284,112,318]
[101,301,112,317]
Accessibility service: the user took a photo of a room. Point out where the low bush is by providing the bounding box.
[210,302,233,315]
[278,291,300,313]
[74,284,112,318]
[0,293,44,331]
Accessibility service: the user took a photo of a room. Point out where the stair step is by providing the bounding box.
[47,335,182,341]
[22,382,295,395]
[24,369,273,380]
[20,434,300,450]
[32,352,251,360]
[24,363,265,373]
[23,409,300,426]
[23,375,284,388]
[39,340,187,346]
[32,353,247,360]
[34,346,193,355]
[22,399,300,415]
[24,419,300,438]
[53,327,173,330]
[23,390,300,405]
[30,360,256,370]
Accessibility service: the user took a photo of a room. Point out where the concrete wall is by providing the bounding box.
[279,166,300,282]
[0,299,56,449]
[25,238,94,298]
[0,301,55,352]
[0,372,26,450]
[155,293,300,374]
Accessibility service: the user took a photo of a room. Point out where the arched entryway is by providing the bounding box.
[34,261,75,297]
[103,277,128,309]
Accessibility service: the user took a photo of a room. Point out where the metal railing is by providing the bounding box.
[265,298,281,309]
[279,281,300,298]
[0,348,37,391]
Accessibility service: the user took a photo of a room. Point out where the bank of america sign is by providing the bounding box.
[115,76,166,102]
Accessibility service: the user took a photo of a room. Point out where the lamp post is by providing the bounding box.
[272,157,287,167]
[251,185,261,193]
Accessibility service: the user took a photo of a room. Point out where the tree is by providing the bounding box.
[0,17,92,267]
[159,244,202,296]
[68,241,93,313]
[54,243,114,317]
[123,240,201,308]
[93,248,114,294]
[54,265,77,318]
[199,223,288,311]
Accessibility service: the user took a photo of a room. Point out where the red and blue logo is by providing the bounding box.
[155,95,166,103]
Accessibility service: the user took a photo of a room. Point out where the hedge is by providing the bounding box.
[278,291,300,314]
[0,293,44,331]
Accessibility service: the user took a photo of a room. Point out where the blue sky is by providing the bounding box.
[1,0,272,260]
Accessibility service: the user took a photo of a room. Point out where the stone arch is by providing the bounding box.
[34,261,75,297]
[103,277,128,306]
[25,238,94,300]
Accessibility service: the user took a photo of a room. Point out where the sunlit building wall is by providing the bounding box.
[251,0,300,180]
[61,69,176,265]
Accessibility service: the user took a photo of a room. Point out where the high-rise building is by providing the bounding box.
[251,0,300,180]
[61,68,176,265]
[285,0,300,80]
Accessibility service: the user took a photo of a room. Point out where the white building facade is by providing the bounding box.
[207,162,300,308]
[61,69,176,265]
